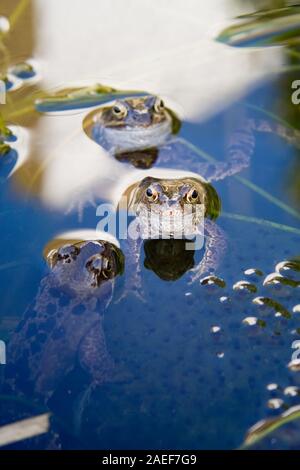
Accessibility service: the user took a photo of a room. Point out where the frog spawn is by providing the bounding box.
[232,259,300,447]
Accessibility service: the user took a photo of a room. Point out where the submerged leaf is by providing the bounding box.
[217,6,300,48]
[35,83,145,112]
[243,405,300,448]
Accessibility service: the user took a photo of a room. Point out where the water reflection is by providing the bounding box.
[0,0,300,451]
[143,239,195,281]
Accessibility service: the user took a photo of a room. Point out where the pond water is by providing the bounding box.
[0,0,300,450]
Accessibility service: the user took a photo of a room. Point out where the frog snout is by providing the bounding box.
[132,111,151,125]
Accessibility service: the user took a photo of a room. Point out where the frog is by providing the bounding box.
[83,94,300,178]
[118,174,226,300]
[4,238,125,425]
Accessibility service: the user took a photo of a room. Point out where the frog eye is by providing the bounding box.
[154,97,165,113]
[146,186,159,202]
[112,102,127,118]
[186,188,199,203]
[102,259,113,278]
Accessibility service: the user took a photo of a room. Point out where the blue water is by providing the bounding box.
[0,71,300,450]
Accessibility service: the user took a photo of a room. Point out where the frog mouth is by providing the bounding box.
[101,117,172,152]
[137,207,201,239]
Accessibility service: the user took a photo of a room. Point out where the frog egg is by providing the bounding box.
[242,317,266,335]
[219,295,231,311]
[242,316,258,326]
[219,295,230,303]
[244,267,263,282]
[263,273,294,297]
[266,383,279,392]
[252,296,291,319]
[293,305,300,314]
[233,280,257,295]
[275,260,300,282]
[267,398,284,410]
[283,386,300,397]
[0,16,10,34]
[200,275,226,293]
[211,325,221,334]
[288,359,300,372]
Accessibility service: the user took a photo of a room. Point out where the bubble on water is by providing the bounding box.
[288,359,300,372]
[283,386,300,397]
[267,398,284,409]
[233,280,257,293]
[211,325,221,334]
[216,352,224,358]
[275,260,300,282]
[200,275,226,289]
[252,297,291,319]
[266,383,279,391]
[185,292,192,297]
[244,268,263,281]
[0,16,10,34]
[293,305,300,314]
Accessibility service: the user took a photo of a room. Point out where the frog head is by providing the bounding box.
[130,176,220,238]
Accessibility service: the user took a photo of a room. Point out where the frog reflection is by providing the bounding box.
[143,239,195,281]
[5,238,124,406]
